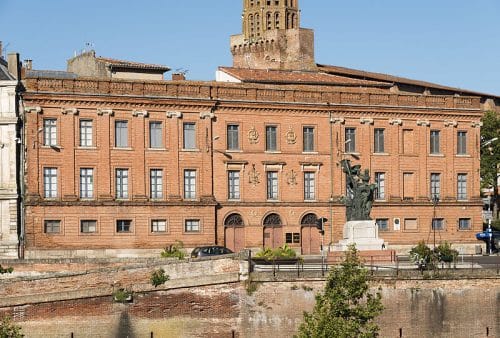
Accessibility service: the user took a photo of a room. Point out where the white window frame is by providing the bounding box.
[80,168,94,199]
[184,169,196,199]
[43,167,58,198]
[116,169,129,199]
[79,119,93,147]
[43,118,57,146]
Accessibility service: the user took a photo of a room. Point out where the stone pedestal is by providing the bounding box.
[333,220,385,251]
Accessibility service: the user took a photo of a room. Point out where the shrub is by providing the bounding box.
[255,244,297,260]
[113,288,132,303]
[409,241,436,270]
[0,265,13,274]
[0,316,23,338]
[435,242,458,263]
[160,241,185,260]
[150,268,169,288]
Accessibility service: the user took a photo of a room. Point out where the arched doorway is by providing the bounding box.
[301,213,321,255]
[263,213,283,249]
[224,213,245,253]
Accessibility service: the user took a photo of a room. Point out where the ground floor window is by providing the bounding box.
[116,220,132,233]
[44,220,60,234]
[376,219,389,231]
[81,220,97,233]
[285,232,300,244]
[458,218,471,230]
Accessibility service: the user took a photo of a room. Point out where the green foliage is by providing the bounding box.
[160,241,185,260]
[485,219,500,231]
[296,245,384,338]
[434,242,458,263]
[150,268,169,288]
[113,288,132,303]
[409,241,435,270]
[255,244,297,260]
[0,316,23,338]
[480,111,500,189]
[0,266,13,274]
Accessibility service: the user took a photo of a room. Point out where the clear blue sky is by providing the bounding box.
[1,0,499,95]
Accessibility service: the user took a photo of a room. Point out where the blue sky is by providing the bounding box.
[1,0,499,95]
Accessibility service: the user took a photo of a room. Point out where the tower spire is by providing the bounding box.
[231,0,316,71]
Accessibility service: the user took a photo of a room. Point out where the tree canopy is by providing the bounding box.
[481,111,500,189]
[296,245,384,338]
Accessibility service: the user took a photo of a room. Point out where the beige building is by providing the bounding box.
[0,50,21,258]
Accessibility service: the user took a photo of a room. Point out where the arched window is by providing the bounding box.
[291,13,297,28]
[275,12,280,29]
[255,14,260,36]
[286,13,291,29]
[250,0,254,6]
[263,213,282,226]
[225,213,244,227]
[266,12,272,30]
[301,213,318,226]
[249,15,254,38]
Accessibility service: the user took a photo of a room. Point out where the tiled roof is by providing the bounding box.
[96,57,170,72]
[218,67,392,87]
[0,58,15,81]
[26,70,78,79]
[318,64,500,98]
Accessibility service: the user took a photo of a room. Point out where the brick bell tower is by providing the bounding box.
[230,0,316,71]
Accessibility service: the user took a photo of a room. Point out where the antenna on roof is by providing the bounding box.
[175,68,189,75]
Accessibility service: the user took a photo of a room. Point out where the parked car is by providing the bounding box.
[191,246,233,258]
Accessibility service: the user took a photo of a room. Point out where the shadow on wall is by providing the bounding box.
[117,311,135,338]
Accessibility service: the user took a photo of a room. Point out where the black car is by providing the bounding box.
[191,246,233,258]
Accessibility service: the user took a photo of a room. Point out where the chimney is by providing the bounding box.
[7,53,21,80]
[172,73,186,81]
[23,59,33,71]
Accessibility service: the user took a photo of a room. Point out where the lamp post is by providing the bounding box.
[431,194,439,249]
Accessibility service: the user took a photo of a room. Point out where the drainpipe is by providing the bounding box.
[210,101,220,245]
[18,94,25,259]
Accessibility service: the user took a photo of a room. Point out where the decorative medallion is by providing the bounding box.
[248,164,260,186]
[287,169,298,186]
[248,126,259,144]
[249,210,259,219]
[285,126,297,144]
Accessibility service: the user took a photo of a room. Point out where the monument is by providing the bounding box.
[334,160,385,251]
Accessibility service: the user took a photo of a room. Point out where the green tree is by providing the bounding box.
[0,316,23,338]
[296,245,384,338]
[480,111,500,220]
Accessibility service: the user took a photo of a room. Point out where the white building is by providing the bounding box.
[0,51,21,258]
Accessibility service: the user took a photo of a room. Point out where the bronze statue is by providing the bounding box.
[341,159,376,221]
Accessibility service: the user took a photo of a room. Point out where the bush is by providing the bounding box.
[435,242,458,263]
[0,316,23,338]
[409,241,436,270]
[113,288,132,303]
[0,265,13,274]
[150,268,169,288]
[160,241,185,260]
[255,244,297,260]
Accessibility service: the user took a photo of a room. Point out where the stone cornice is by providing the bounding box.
[23,77,483,111]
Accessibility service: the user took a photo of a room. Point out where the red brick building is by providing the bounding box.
[21,0,499,257]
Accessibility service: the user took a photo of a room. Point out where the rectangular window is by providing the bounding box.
[185,219,200,232]
[430,173,441,200]
[116,220,132,233]
[403,172,415,201]
[79,120,93,147]
[116,169,129,199]
[458,218,471,230]
[80,168,94,199]
[43,167,57,198]
[374,128,385,153]
[285,233,301,244]
[376,219,389,231]
[80,220,97,233]
[227,125,240,150]
[184,170,196,199]
[303,127,315,152]
[43,119,57,146]
[267,171,279,200]
[432,218,444,230]
[457,174,467,200]
[304,172,315,200]
[345,128,356,153]
[404,218,418,231]
[375,172,385,200]
[151,219,167,233]
[149,122,163,148]
[150,169,163,199]
[183,123,196,149]
[430,130,440,154]
[403,129,415,154]
[228,171,240,200]
[44,220,60,234]
[457,131,467,155]
[266,126,277,151]
[115,121,128,148]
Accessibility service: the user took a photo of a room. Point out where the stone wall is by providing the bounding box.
[0,258,498,337]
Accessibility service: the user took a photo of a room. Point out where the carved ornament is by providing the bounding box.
[248,126,259,144]
[166,111,182,119]
[248,164,260,187]
[286,170,298,186]
[132,110,149,117]
[61,108,79,115]
[285,126,297,144]
[330,117,345,124]
[200,111,215,120]
[416,120,431,127]
[444,120,458,127]
[24,106,42,114]
[471,121,483,128]
[97,109,114,116]
[389,119,403,126]
[360,117,374,125]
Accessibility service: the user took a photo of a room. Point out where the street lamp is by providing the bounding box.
[431,194,439,249]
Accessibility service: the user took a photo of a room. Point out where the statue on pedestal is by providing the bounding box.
[341,159,376,221]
